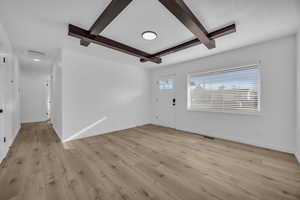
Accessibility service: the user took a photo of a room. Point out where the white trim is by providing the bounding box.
[159,73,177,78]
[52,122,63,141]
[186,108,262,116]
[176,126,295,154]
[188,64,259,76]
[187,64,262,115]
[296,152,300,164]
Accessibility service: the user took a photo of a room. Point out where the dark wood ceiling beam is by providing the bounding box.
[140,24,236,63]
[69,24,162,64]
[81,0,133,47]
[158,0,215,49]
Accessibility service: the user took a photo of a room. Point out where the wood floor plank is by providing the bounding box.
[131,127,300,199]
[0,129,36,200]
[0,122,299,200]
[107,130,263,200]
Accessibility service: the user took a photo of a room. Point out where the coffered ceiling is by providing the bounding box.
[0,0,299,67]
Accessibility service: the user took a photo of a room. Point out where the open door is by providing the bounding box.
[154,74,176,128]
[0,55,8,161]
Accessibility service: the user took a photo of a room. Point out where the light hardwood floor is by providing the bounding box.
[0,122,299,200]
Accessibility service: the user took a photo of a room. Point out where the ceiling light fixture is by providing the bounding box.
[33,58,41,62]
[142,31,157,40]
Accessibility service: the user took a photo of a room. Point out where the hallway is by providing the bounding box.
[0,122,299,200]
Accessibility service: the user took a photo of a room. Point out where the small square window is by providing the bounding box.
[159,80,173,90]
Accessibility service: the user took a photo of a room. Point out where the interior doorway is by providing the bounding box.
[20,69,51,123]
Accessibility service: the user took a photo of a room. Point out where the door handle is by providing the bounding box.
[172,98,176,106]
[0,109,3,114]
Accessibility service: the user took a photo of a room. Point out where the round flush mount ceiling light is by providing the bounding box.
[142,31,157,40]
[33,58,41,62]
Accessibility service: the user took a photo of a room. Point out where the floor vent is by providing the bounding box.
[203,135,215,140]
[28,50,46,56]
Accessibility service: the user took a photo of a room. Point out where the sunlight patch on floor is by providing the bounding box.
[63,116,107,143]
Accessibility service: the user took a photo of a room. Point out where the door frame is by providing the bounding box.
[0,55,8,161]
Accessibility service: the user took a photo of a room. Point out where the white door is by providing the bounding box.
[155,75,176,128]
[0,55,8,161]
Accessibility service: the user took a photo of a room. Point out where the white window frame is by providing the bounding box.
[187,64,262,115]
[158,79,174,90]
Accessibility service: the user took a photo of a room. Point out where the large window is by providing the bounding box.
[187,65,260,113]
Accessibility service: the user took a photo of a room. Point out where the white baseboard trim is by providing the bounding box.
[52,124,63,141]
[295,152,300,164]
[160,125,295,154]
[0,155,4,165]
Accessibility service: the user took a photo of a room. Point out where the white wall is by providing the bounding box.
[20,68,50,123]
[0,24,20,162]
[61,50,151,142]
[51,64,63,139]
[151,36,297,153]
[296,30,300,162]
[2,56,21,148]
